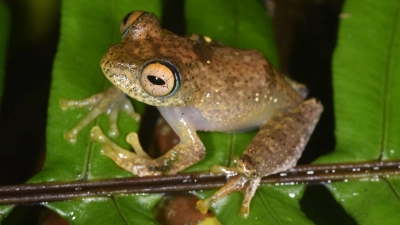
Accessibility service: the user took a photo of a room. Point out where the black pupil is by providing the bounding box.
[147,75,166,85]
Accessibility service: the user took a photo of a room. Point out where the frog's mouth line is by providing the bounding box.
[107,73,162,105]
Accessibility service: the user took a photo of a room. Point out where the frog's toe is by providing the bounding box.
[90,126,106,143]
[108,128,120,138]
[132,113,141,122]
[120,97,141,122]
[63,129,78,144]
[197,175,260,218]
[108,106,120,138]
[90,126,124,149]
[58,98,84,111]
[58,94,101,111]
[100,142,138,172]
[126,132,151,159]
[196,197,211,214]
[90,126,155,174]
[197,176,247,213]
[210,164,238,175]
[238,177,260,218]
[59,98,70,111]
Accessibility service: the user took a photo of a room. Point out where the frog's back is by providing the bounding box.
[186,44,304,131]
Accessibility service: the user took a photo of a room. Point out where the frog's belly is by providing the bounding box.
[158,106,276,132]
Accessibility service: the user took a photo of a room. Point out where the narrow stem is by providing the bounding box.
[0,160,399,205]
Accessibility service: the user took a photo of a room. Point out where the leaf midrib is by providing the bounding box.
[257,190,283,225]
[382,0,400,202]
[380,0,400,161]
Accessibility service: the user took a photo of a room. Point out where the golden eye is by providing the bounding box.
[120,11,145,37]
[140,61,180,97]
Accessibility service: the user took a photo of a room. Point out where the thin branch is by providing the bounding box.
[1,160,399,205]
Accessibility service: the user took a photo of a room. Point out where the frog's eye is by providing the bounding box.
[120,11,145,37]
[140,61,180,97]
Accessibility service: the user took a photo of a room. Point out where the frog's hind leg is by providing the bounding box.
[238,98,323,177]
[198,98,323,217]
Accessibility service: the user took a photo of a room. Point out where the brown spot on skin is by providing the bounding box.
[240,154,256,167]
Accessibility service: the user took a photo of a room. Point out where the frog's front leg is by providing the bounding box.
[90,118,205,176]
[59,86,140,143]
[197,98,323,218]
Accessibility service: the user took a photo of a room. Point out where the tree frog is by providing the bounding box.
[60,11,323,218]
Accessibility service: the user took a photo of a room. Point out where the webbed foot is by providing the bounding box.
[60,86,140,143]
[90,126,160,176]
[197,174,261,218]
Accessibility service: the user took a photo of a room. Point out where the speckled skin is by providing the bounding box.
[100,13,305,132]
[62,11,323,217]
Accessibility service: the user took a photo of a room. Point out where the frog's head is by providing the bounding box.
[101,11,198,107]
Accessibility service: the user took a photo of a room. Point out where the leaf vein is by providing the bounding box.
[111,196,129,225]
[257,190,283,225]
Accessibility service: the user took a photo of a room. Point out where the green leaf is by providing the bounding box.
[0,205,12,222]
[46,195,161,224]
[316,0,400,224]
[0,2,9,106]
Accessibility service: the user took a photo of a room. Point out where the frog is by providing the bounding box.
[59,11,323,218]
